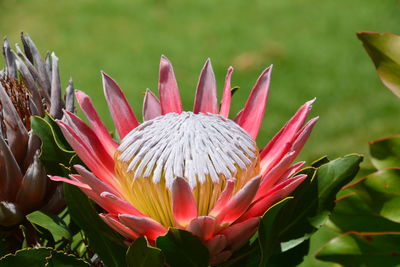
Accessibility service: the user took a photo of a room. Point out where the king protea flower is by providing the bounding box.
[52,57,317,264]
[0,34,74,227]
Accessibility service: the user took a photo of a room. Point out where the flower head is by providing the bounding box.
[0,34,74,226]
[53,57,317,264]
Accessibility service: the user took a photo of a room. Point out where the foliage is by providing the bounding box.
[0,247,89,267]
[314,136,400,266]
[357,32,400,98]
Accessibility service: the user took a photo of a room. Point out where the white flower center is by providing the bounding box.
[118,112,257,188]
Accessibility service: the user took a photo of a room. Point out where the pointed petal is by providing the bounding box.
[237,66,272,139]
[260,99,315,173]
[255,152,296,201]
[239,174,307,222]
[75,90,117,155]
[193,59,218,114]
[209,179,235,217]
[216,176,260,224]
[56,120,116,186]
[0,83,29,163]
[100,192,145,217]
[63,110,115,166]
[0,137,23,200]
[119,214,167,241]
[44,52,52,83]
[219,217,260,250]
[16,153,47,212]
[3,38,17,78]
[102,72,139,139]
[13,50,46,113]
[290,117,319,159]
[100,214,139,240]
[187,216,216,240]
[219,67,233,117]
[49,53,63,119]
[65,79,75,113]
[274,161,306,186]
[14,44,50,103]
[158,56,182,114]
[172,177,198,227]
[74,165,119,195]
[54,172,127,215]
[21,33,51,94]
[143,89,162,121]
[50,176,91,190]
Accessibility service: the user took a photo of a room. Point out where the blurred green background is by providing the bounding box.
[1,0,400,163]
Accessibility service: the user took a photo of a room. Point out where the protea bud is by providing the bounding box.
[0,33,75,227]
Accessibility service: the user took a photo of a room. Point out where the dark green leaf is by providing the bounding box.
[316,233,400,267]
[64,184,127,267]
[126,236,164,267]
[369,135,400,170]
[357,32,400,98]
[156,228,209,267]
[0,248,89,267]
[26,211,71,241]
[277,155,363,245]
[266,239,310,267]
[258,197,292,266]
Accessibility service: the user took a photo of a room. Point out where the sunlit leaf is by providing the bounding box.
[369,135,400,170]
[26,211,71,241]
[357,32,400,98]
[316,232,400,266]
[31,114,76,175]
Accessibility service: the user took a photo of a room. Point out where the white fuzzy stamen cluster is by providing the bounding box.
[118,112,257,188]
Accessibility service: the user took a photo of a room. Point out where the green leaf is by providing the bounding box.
[31,114,76,175]
[357,32,400,98]
[266,239,310,267]
[277,155,363,246]
[369,135,400,170]
[156,228,209,267]
[316,233,400,267]
[26,211,71,241]
[315,165,400,266]
[332,168,400,229]
[126,236,164,267]
[64,184,127,267]
[258,197,292,266]
[0,248,89,267]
